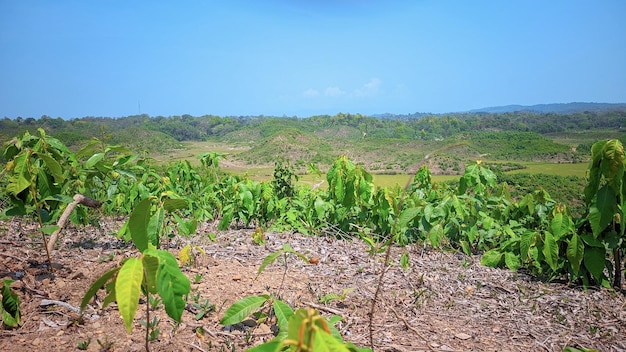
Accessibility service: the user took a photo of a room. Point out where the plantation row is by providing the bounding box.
[1,129,624,289]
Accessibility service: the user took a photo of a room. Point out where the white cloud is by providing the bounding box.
[324,86,346,97]
[303,88,319,97]
[355,78,381,97]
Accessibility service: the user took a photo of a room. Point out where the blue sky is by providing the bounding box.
[1,1,625,118]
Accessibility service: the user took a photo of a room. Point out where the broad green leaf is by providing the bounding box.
[550,212,572,240]
[85,152,105,169]
[6,153,31,196]
[314,197,326,219]
[128,197,153,252]
[163,198,188,212]
[398,207,420,229]
[147,206,164,247]
[273,299,294,340]
[334,176,345,203]
[1,279,21,327]
[220,295,269,326]
[115,258,144,333]
[428,223,443,248]
[480,250,503,267]
[40,225,59,235]
[583,247,606,283]
[36,152,65,183]
[542,231,559,272]
[151,250,190,322]
[504,252,520,271]
[80,267,120,311]
[566,233,584,276]
[589,185,616,236]
[142,254,160,294]
[599,139,624,180]
[581,232,604,247]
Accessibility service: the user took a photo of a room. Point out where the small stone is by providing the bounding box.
[455,332,472,340]
[56,330,65,336]
[232,274,243,281]
[257,323,271,333]
[492,327,501,333]
[32,338,41,346]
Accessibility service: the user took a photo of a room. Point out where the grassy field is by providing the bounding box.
[505,161,588,177]
[154,141,590,189]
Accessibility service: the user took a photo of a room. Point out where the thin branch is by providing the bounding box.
[46,194,101,253]
[389,306,436,352]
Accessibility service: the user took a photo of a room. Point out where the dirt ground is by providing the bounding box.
[0,218,624,352]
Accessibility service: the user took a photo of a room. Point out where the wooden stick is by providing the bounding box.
[46,194,102,254]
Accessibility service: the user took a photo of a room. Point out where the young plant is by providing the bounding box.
[318,288,355,304]
[256,243,309,297]
[81,197,191,352]
[76,338,91,350]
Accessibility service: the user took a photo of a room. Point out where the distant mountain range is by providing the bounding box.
[468,102,626,114]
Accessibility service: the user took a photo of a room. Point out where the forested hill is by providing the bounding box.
[1,109,625,145]
[468,102,626,114]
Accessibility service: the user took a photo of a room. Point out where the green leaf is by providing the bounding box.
[36,152,65,183]
[550,212,572,240]
[147,206,164,247]
[128,197,153,252]
[80,267,121,311]
[151,250,190,322]
[40,225,59,235]
[542,231,559,272]
[115,258,144,333]
[400,252,410,270]
[583,247,606,283]
[163,198,188,212]
[398,207,420,229]
[504,252,520,271]
[245,340,283,352]
[314,197,327,219]
[589,185,616,237]
[480,250,503,267]
[566,233,584,276]
[6,153,31,196]
[142,254,160,294]
[273,299,294,340]
[85,152,105,169]
[428,223,444,248]
[220,295,270,326]
[1,279,21,327]
[257,250,282,278]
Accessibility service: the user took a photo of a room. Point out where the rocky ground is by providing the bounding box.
[0,218,624,352]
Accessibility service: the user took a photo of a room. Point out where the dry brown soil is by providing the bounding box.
[0,218,624,352]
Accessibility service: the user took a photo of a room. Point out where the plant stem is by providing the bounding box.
[27,169,54,272]
[145,284,151,352]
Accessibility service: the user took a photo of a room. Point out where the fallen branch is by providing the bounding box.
[46,194,101,254]
[304,301,344,316]
[389,306,436,352]
[39,299,81,314]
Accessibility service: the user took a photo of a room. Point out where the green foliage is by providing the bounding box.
[0,279,21,328]
[81,197,190,350]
